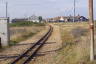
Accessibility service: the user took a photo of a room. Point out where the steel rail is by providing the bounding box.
[11,25,53,64]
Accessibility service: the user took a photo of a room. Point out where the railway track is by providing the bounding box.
[10,26,53,64]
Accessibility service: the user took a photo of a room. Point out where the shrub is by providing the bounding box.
[10,21,45,27]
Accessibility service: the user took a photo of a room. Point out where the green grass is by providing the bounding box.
[9,21,45,27]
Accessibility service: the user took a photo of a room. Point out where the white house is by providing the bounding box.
[28,15,39,22]
[60,16,64,22]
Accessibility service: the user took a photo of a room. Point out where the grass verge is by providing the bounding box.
[54,22,96,64]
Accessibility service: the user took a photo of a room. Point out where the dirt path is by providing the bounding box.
[30,24,62,64]
[0,26,49,64]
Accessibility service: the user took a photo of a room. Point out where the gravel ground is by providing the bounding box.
[29,24,62,64]
[0,26,49,64]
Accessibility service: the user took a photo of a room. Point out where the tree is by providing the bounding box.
[38,16,43,23]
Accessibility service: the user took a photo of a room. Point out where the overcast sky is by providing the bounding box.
[0,0,96,19]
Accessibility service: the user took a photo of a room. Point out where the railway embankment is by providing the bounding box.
[0,23,48,64]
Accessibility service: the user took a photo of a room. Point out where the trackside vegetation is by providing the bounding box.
[54,22,96,64]
[9,21,45,46]
[9,21,45,27]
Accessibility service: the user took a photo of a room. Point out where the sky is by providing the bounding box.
[0,0,96,19]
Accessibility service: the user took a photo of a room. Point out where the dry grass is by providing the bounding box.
[10,26,45,45]
[53,22,96,64]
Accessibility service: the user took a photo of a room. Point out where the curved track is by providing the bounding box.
[11,26,53,64]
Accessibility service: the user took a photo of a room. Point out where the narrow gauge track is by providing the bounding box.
[11,26,53,64]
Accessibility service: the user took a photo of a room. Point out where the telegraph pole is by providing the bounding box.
[89,0,95,61]
[73,0,76,22]
[6,2,8,18]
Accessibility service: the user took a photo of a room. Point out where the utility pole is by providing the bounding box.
[89,0,95,61]
[6,2,8,18]
[73,0,76,22]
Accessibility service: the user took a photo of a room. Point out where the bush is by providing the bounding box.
[10,21,45,27]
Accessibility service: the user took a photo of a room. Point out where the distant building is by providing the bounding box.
[11,18,27,23]
[68,15,88,22]
[46,15,88,22]
[28,15,39,22]
[60,16,64,22]
[11,15,40,23]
